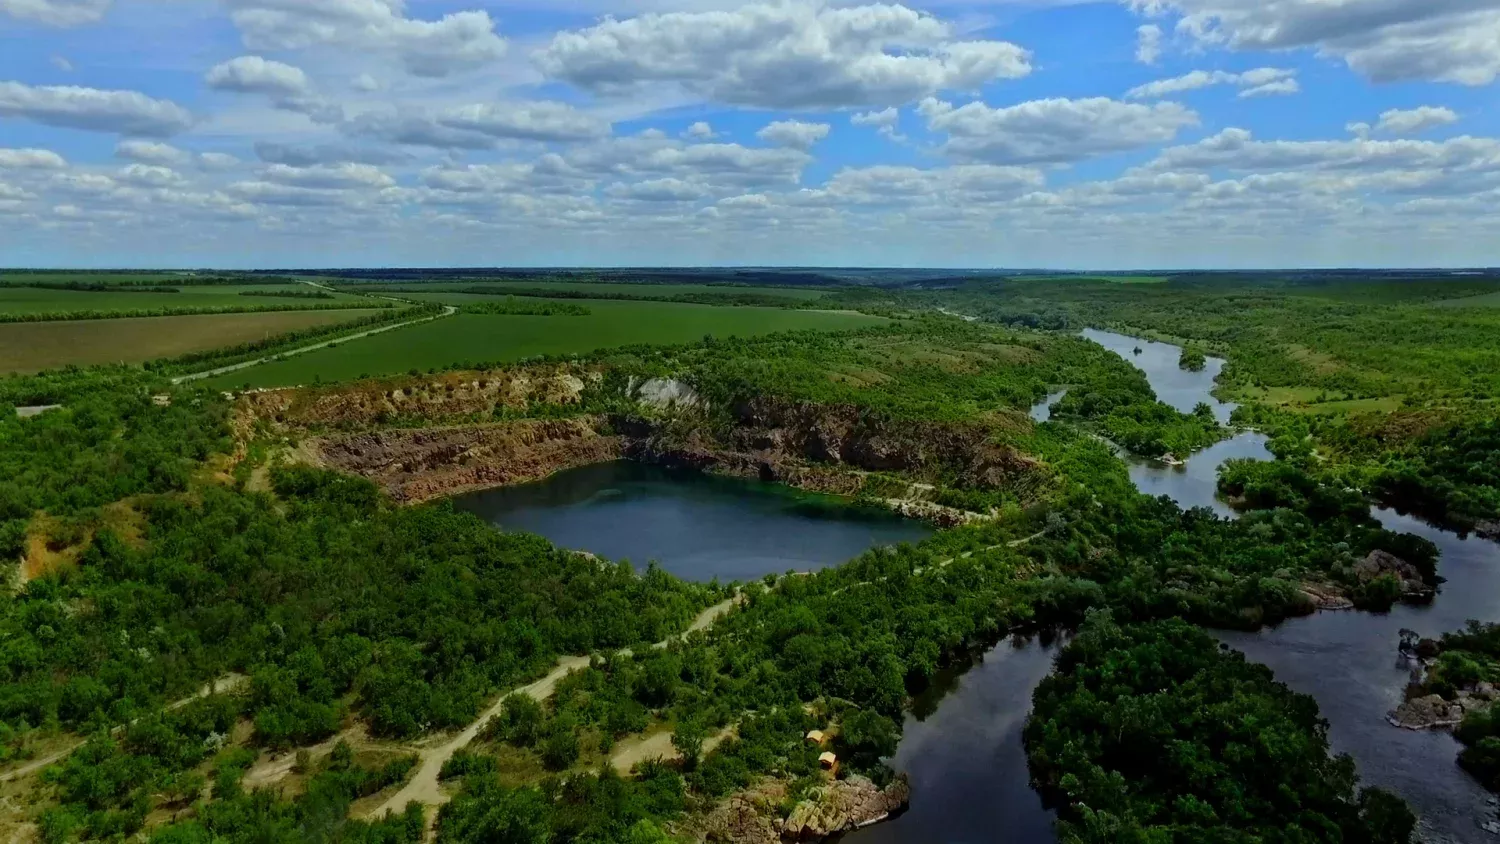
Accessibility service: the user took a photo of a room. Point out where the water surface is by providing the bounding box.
[454,461,931,583]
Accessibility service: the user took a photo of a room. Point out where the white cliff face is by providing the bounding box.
[637,377,701,410]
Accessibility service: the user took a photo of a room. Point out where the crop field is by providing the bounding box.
[207,298,887,389]
[0,309,387,374]
[1430,291,1500,308]
[345,280,830,300]
[0,284,373,316]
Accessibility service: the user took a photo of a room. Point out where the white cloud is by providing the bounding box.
[438,102,611,143]
[535,1,1032,110]
[1127,67,1298,99]
[1145,128,1500,184]
[346,100,609,148]
[1131,0,1500,86]
[226,0,507,78]
[254,141,410,167]
[198,152,241,170]
[1374,106,1460,136]
[606,177,709,202]
[0,0,108,26]
[351,73,381,93]
[50,55,74,72]
[1136,24,1163,64]
[920,96,1199,164]
[0,147,67,169]
[757,119,830,150]
[684,121,716,140]
[116,139,188,165]
[262,162,395,189]
[0,81,193,136]
[206,56,309,97]
[117,164,183,187]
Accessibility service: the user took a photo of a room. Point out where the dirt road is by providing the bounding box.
[371,596,741,821]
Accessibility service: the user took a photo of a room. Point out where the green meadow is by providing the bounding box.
[208,298,886,389]
[0,284,371,316]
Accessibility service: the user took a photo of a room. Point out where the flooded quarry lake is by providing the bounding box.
[455,460,932,583]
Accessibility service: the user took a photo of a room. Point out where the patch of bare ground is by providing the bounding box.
[368,595,742,822]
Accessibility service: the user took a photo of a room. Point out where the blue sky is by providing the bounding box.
[1,0,1498,268]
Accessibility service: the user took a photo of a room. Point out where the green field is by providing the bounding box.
[1430,291,1500,308]
[0,284,372,316]
[348,280,830,300]
[0,309,387,374]
[208,299,886,389]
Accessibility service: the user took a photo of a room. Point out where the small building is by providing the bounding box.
[805,730,826,746]
[818,751,837,771]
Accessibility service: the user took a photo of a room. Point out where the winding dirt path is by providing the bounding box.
[370,596,742,821]
[0,673,248,784]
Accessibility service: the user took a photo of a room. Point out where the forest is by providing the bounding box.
[1,274,1477,843]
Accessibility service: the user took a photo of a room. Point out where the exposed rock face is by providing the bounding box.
[681,776,910,844]
[1388,684,1500,730]
[314,418,624,504]
[781,775,911,840]
[240,364,595,433]
[1477,520,1500,541]
[1301,583,1354,611]
[1355,550,1434,599]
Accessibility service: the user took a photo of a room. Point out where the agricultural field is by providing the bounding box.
[0,309,387,374]
[1430,291,1500,308]
[343,280,830,300]
[207,298,886,389]
[0,284,374,317]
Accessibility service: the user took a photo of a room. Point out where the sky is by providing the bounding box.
[1,0,1498,269]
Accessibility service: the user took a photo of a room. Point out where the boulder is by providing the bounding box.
[1388,694,1465,730]
[781,775,910,840]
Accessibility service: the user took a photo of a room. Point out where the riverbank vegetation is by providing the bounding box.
[1399,622,1500,792]
[1026,613,1415,843]
[0,278,1454,842]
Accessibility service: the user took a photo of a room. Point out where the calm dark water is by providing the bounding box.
[845,636,1063,844]
[1080,328,1238,424]
[454,461,931,583]
[859,329,1500,844]
[1220,509,1500,844]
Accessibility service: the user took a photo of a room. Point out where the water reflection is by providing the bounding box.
[454,461,932,583]
[1080,328,1238,424]
[1220,511,1500,844]
[845,635,1062,844]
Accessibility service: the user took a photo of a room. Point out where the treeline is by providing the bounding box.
[9,281,180,294]
[147,305,439,377]
[0,301,393,324]
[343,284,816,309]
[1403,621,1500,792]
[1026,614,1415,843]
[237,289,335,301]
[462,300,592,317]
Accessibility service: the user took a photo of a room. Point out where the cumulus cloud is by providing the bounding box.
[0,147,67,168]
[254,141,411,167]
[0,81,193,136]
[1136,24,1163,64]
[1372,106,1460,136]
[535,1,1032,110]
[0,0,108,26]
[225,0,506,78]
[850,107,902,140]
[351,73,381,92]
[346,100,609,148]
[116,139,188,165]
[116,163,183,187]
[1144,128,1500,187]
[1130,0,1500,85]
[206,56,308,96]
[920,96,1199,164]
[684,121,716,140]
[1127,67,1298,99]
[262,162,395,189]
[757,120,830,150]
[606,177,710,202]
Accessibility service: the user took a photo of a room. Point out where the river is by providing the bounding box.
[454,461,932,583]
[853,327,1499,844]
[457,331,1498,842]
